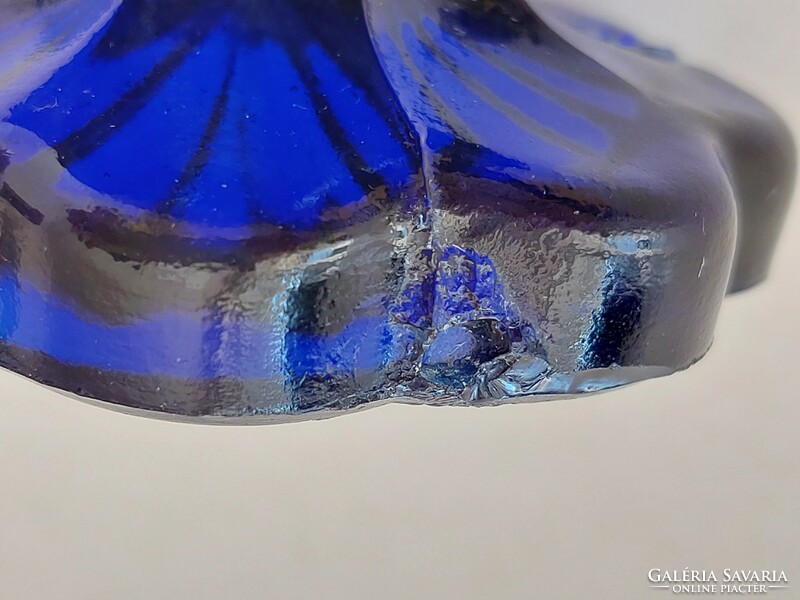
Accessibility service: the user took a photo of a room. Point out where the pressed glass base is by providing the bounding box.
[0,0,795,421]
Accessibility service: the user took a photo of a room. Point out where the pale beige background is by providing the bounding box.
[1,2,799,599]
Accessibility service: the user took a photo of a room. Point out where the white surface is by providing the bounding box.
[1,2,799,598]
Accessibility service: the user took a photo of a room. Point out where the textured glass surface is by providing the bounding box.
[0,0,795,422]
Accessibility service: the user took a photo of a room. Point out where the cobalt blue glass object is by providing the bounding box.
[0,0,795,422]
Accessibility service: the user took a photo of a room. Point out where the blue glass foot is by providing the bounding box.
[0,0,794,421]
